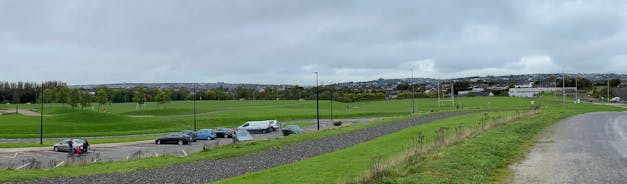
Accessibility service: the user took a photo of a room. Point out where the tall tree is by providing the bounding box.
[67,88,79,111]
[133,87,146,110]
[96,88,108,112]
[80,91,92,110]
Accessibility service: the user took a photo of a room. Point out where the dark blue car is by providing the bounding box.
[196,129,217,140]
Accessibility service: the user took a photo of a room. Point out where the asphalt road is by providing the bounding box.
[511,111,627,184]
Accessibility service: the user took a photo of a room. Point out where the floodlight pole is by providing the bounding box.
[193,83,197,132]
[315,72,320,131]
[40,83,44,144]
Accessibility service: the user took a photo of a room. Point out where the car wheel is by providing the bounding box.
[262,129,267,134]
[53,146,59,152]
[156,140,161,144]
[178,140,183,145]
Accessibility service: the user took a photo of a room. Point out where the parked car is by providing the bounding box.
[237,120,273,133]
[53,139,89,153]
[214,127,235,138]
[196,129,217,140]
[181,130,197,142]
[282,125,304,136]
[234,129,253,142]
[155,133,190,145]
[268,120,281,131]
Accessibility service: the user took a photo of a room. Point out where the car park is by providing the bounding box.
[155,133,190,145]
[196,129,217,140]
[53,139,89,153]
[234,129,253,142]
[282,125,304,136]
[214,127,235,138]
[181,130,197,142]
[237,120,273,133]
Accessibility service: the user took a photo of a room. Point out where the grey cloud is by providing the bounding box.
[1,0,626,85]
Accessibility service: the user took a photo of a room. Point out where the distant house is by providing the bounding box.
[514,82,534,88]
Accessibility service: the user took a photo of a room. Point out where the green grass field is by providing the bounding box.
[0,97,538,138]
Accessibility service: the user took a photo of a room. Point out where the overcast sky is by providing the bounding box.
[1,0,626,85]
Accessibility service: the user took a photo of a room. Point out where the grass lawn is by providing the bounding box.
[0,97,537,138]
[212,99,624,184]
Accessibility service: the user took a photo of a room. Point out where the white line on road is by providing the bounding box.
[16,163,30,170]
[182,150,187,156]
[55,161,65,168]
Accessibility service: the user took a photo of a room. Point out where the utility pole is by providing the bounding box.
[315,72,320,131]
[411,69,415,114]
[451,81,455,109]
[193,83,197,132]
[40,83,44,144]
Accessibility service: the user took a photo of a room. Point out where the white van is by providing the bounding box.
[267,120,281,131]
[237,120,273,133]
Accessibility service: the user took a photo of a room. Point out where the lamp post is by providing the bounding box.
[193,83,197,132]
[315,72,320,131]
[411,69,415,114]
[562,66,565,109]
[330,81,334,122]
[40,83,44,144]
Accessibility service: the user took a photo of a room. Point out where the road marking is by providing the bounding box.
[182,150,187,156]
[16,163,30,170]
[55,161,65,168]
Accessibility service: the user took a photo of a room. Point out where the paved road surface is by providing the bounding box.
[511,112,627,184]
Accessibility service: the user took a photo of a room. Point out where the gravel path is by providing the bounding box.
[7,112,468,184]
[510,112,627,184]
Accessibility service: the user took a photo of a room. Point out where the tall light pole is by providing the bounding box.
[193,83,197,132]
[315,72,320,131]
[411,69,415,114]
[575,74,578,103]
[40,83,44,144]
[330,81,334,122]
[562,66,565,108]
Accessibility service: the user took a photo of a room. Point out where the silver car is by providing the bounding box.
[234,130,253,142]
[53,139,88,153]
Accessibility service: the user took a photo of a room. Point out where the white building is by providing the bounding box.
[508,87,576,98]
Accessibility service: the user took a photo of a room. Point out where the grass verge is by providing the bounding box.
[213,104,623,184]
[0,112,438,182]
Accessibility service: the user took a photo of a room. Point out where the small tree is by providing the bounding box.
[80,91,92,110]
[56,86,69,106]
[96,88,108,112]
[133,87,146,110]
[155,90,172,109]
[67,88,79,111]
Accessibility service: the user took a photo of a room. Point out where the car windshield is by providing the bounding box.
[200,129,212,133]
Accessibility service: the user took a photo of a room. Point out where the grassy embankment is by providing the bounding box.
[214,96,624,184]
[0,113,425,182]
